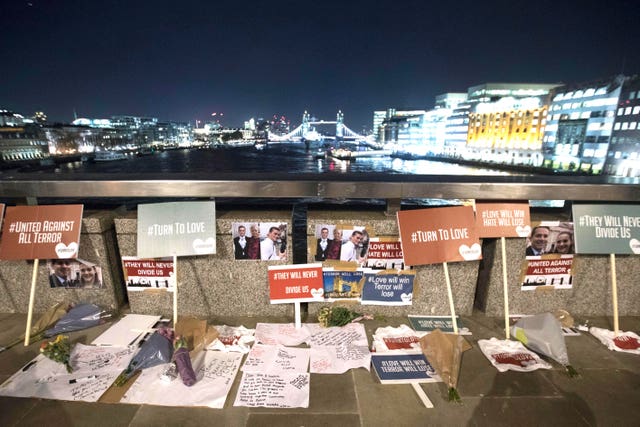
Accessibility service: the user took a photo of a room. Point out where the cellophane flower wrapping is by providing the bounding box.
[115,329,173,386]
[44,303,111,337]
[511,312,577,376]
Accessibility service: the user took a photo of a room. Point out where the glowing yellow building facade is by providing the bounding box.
[468,106,548,150]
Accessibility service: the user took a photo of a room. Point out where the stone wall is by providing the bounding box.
[114,210,294,318]
[0,210,126,313]
[306,210,479,318]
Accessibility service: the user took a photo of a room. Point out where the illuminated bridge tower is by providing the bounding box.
[302,111,311,137]
[336,110,344,140]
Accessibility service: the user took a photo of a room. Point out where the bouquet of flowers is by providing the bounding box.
[511,312,578,377]
[318,306,360,327]
[114,327,174,386]
[40,335,73,373]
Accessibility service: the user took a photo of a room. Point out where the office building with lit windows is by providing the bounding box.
[375,109,426,145]
[0,109,50,164]
[604,76,640,177]
[463,83,560,166]
[542,75,625,174]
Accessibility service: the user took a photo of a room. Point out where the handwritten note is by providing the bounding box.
[122,351,243,408]
[233,372,310,408]
[0,345,135,402]
[254,323,311,346]
[307,322,368,347]
[309,343,371,374]
[242,344,310,373]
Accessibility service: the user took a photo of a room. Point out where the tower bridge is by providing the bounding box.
[268,110,373,145]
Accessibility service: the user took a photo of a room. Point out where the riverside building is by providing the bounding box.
[542,75,627,175]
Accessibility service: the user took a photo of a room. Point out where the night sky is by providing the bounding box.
[2,0,638,131]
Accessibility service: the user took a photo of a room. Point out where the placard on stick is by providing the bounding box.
[0,204,83,346]
[397,206,481,266]
[137,201,216,325]
[475,202,531,339]
[572,204,640,335]
[397,206,481,334]
[0,204,83,260]
[269,263,324,328]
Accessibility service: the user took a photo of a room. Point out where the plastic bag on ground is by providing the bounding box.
[589,327,640,355]
[478,337,552,372]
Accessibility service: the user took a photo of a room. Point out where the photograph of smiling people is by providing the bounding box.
[48,259,103,289]
[259,222,288,261]
[78,260,103,289]
[525,222,574,257]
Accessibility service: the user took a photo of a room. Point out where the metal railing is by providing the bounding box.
[1,172,639,204]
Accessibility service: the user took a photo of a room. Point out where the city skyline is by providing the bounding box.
[2,0,638,130]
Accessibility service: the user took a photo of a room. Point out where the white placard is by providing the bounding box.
[91,314,161,347]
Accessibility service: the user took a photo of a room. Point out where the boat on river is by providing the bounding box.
[93,151,128,162]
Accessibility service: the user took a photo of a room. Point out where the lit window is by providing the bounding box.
[630,91,637,100]
[615,151,622,159]
[633,106,640,115]
[614,122,621,130]
[618,108,624,116]
[625,107,632,115]
[629,122,637,130]
[622,122,629,130]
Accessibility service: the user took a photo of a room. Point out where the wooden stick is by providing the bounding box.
[443,262,458,334]
[501,237,510,339]
[411,383,434,408]
[173,254,178,326]
[24,259,39,346]
[610,254,619,336]
[294,301,301,329]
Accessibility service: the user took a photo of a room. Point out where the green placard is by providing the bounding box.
[137,201,216,258]
[572,204,640,254]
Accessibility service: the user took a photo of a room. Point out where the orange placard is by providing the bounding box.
[474,202,531,238]
[0,205,83,260]
[397,206,481,266]
[269,263,324,303]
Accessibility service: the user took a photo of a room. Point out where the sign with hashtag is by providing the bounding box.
[572,204,640,254]
[0,204,83,260]
[396,206,481,266]
[137,201,216,258]
[268,263,324,303]
[474,202,531,238]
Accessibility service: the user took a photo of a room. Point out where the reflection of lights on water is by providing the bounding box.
[390,159,510,176]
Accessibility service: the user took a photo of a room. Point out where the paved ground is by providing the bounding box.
[1,311,639,427]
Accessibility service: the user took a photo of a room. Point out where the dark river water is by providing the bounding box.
[52,143,510,176]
